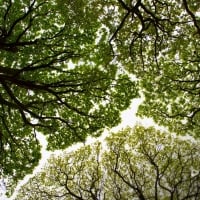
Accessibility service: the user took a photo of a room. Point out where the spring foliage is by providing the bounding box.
[16,126,200,200]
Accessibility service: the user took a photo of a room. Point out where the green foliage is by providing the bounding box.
[1,0,200,196]
[0,0,138,195]
[97,0,200,137]
[15,126,200,199]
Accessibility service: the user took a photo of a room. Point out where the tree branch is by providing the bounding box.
[182,0,200,35]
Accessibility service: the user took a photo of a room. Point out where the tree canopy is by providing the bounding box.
[0,0,138,195]
[98,0,200,136]
[15,126,200,200]
[1,0,200,197]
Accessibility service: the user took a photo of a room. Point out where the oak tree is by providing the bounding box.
[15,126,200,200]
[0,0,138,194]
[99,0,200,136]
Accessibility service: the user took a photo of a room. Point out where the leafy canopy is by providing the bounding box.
[98,0,200,136]
[0,0,138,195]
[1,0,200,196]
[15,125,200,200]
